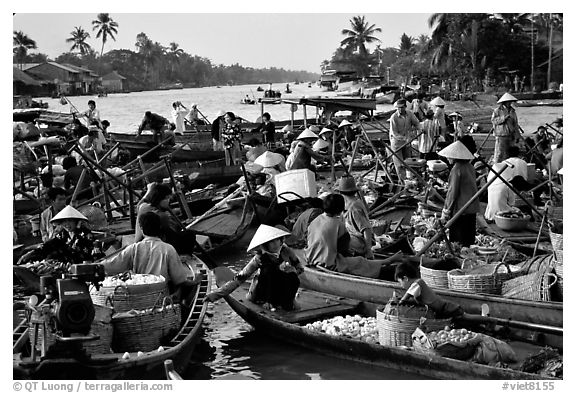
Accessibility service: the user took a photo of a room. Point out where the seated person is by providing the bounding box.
[305,194,393,279]
[246,138,268,162]
[100,211,201,294]
[545,137,563,177]
[65,118,89,139]
[337,176,375,258]
[19,206,101,265]
[78,124,105,157]
[40,187,67,241]
[204,224,303,311]
[284,198,324,249]
[395,261,463,319]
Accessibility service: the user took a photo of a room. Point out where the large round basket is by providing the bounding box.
[554,262,563,301]
[447,263,511,295]
[501,268,557,302]
[112,298,181,353]
[376,305,451,347]
[494,212,530,232]
[549,231,563,264]
[91,279,168,312]
[420,265,449,289]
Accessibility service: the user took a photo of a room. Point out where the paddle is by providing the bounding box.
[458,312,562,336]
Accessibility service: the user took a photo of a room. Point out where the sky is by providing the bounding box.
[12,13,433,73]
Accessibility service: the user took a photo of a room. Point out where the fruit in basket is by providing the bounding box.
[428,328,477,346]
[305,315,378,343]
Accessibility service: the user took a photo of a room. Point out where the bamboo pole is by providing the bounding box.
[138,156,149,184]
[121,134,175,170]
[415,163,509,257]
[186,187,244,228]
[475,156,543,219]
[163,157,193,220]
[69,168,87,207]
[358,123,394,184]
[127,175,136,230]
[348,135,361,173]
[331,131,337,182]
[97,142,120,165]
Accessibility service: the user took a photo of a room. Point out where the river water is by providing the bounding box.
[34,84,561,379]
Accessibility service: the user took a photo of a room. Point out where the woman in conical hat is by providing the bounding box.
[430,96,447,140]
[18,205,101,266]
[286,127,330,171]
[438,140,479,246]
[205,225,304,311]
[491,92,520,163]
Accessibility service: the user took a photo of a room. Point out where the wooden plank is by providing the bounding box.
[191,212,242,236]
[283,304,358,324]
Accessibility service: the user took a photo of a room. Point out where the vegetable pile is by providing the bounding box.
[101,273,165,287]
[305,315,379,344]
[427,326,478,346]
[24,259,71,276]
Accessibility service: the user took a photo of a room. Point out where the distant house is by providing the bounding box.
[13,67,53,96]
[101,71,128,93]
[63,63,100,94]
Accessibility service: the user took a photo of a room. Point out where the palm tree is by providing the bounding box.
[13,30,37,69]
[340,15,382,56]
[66,26,91,55]
[399,33,415,54]
[167,42,184,79]
[92,13,118,57]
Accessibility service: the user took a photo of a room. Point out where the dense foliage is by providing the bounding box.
[324,13,563,91]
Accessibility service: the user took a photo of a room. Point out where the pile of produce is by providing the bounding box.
[520,347,563,378]
[475,234,501,249]
[424,241,462,259]
[101,273,165,287]
[426,327,478,346]
[24,259,71,276]
[305,315,378,344]
[496,211,527,219]
[410,212,439,238]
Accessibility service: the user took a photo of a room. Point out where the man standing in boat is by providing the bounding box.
[252,112,276,148]
[389,98,421,182]
[137,111,171,145]
[491,93,521,163]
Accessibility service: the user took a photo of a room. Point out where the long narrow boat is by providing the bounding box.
[299,266,563,336]
[187,196,255,253]
[219,271,559,380]
[13,255,211,379]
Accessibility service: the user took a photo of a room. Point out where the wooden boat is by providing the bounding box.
[516,100,563,108]
[299,266,563,343]
[375,91,396,104]
[217,268,560,380]
[512,91,561,101]
[13,255,211,379]
[187,195,255,253]
[142,160,243,188]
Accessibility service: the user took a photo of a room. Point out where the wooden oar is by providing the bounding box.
[459,313,562,336]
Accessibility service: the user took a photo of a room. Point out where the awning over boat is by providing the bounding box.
[282,97,376,116]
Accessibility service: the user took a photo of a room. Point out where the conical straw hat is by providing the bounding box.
[338,119,353,128]
[296,128,319,140]
[51,205,88,223]
[281,125,293,133]
[254,151,283,168]
[430,97,446,106]
[336,176,358,192]
[448,112,463,119]
[216,110,226,117]
[244,161,263,174]
[312,138,330,152]
[308,125,321,133]
[497,92,518,103]
[319,127,334,135]
[438,140,474,160]
[247,224,291,251]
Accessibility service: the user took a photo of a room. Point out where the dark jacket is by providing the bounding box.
[211,117,222,141]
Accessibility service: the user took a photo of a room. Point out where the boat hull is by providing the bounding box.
[224,284,556,380]
[300,267,562,330]
[13,256,211,380]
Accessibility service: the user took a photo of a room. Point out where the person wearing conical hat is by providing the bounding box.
[337,176,376,258]
[312,138,330,154]
[389,98,422,182]
[438,140,479,247]
[40,187,67,242]
[246,138,268,163]
[205,224,304,311]
[338,119,358,150]
[447,112,467,139]
[491,92,520,163]
[285,127,329,171]
[17,205,101,266]
[430,96,447,141]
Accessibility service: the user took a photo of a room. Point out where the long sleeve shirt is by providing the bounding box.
[491,105,519,139]
[101,236,190,286]
[171,107,189,133]
[40,206,56,242]
[443,161,479,217]
[209,245,303,300]
[389,110,421,141]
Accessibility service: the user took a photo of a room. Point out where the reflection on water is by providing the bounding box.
[182,230,425,380]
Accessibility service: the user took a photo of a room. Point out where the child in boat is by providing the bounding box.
[395,261,463,318]
[204,224,304,311]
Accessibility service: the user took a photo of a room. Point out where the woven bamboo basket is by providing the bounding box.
[501,268,558,301]
[112,297,181,353]
[91,280,168,312]
[549,231,563,264]
[447,263,511,295]
[554,263,563,300]
[376,305,451,347]
[420,265,449,289]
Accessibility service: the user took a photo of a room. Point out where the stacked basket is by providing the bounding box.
[420,264,449,289]
[376,304,451,347]
[447,263,512,295]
